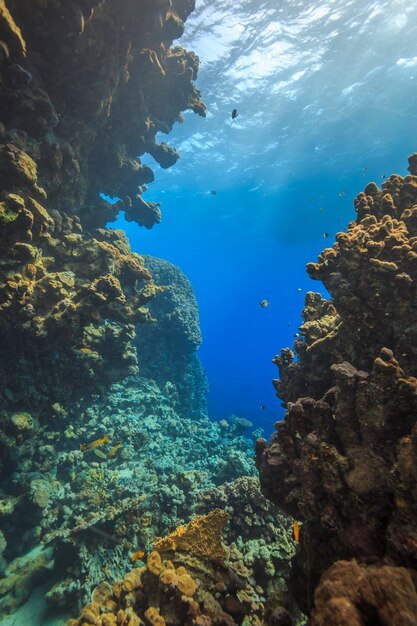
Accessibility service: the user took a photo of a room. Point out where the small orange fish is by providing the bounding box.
[131,550,145,563]
[108,442,123,457]
[80,435,109,452]
[293,520,300,543]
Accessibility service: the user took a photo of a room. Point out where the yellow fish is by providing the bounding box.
[293,520,300,543]
[80,435,109,452]
[131,550,145,563]
[108,442,123,457]
[259,299,269,308]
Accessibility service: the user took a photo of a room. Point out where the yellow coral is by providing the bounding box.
[147,551,163,575]
[153,509,229,561]
[158,562,197,597]
[122,568,143,592]
[177,571,197,597]
[144,607,166,626]
[79,601,100,624]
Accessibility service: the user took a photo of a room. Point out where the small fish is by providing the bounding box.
[323,232,329,238]
[231,108,238,119]
[108,442,124,457]
[94,449,108,460]
[131,550,145,563]
[210,190,217,196]
[259,299,269,308]
[382,175,386,179]
[260,405,266,410]
[339,191,346,197]
[297,288,302,292]
[80,435,109,452]
[293,520,300,543]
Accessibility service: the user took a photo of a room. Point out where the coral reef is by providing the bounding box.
[197,477,301,623]
[310,560,417,626]
[68,511,267,626]
[0,0,205,414]
[136,255,208,418]
[0,0,211,617]
[0,373,259,612]
[256,154,417,619]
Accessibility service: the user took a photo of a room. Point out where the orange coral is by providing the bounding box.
[153,509,229,561]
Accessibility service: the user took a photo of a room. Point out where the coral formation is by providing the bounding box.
[136,255,208,418]
[0,0,205,415]
[0,0,209,616]
[310,560,417,626]
[69,511,267,626]
[154,509,230,561]
[256,154,417,619]
[37,375,259,610]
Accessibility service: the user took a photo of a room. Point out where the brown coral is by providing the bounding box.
[257,154,417,618]
[310,560,417,626]
[0,0,205,417]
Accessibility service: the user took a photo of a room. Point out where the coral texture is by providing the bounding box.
[69,511,267,626]
[310,560,417,626]
[0,0,207,615]
[0,0,205,414]
[4,374,258,612]
[256,154,417,619]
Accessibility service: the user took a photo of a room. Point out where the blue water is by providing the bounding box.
[114,0,417,426]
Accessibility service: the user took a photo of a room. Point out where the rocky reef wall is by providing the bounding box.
[0,0,206,416]
[0,6,299,622]
[136,255,208,419]
[256,155,417,623]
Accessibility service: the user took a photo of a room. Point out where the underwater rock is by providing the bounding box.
[0,0,207,617]
[310,560,417,626]
[136,255,208,418]
[257,155,417,618]
[0,545,54,614]
[0,0,206,417]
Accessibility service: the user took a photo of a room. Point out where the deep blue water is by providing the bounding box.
[113,0,417,428]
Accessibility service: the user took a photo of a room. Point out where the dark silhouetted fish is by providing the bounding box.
[231,109,238,119]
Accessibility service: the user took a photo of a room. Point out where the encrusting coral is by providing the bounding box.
[256,153,417,621]
[153,509,230,562]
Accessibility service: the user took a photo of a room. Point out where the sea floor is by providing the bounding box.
[0,583,71,626]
